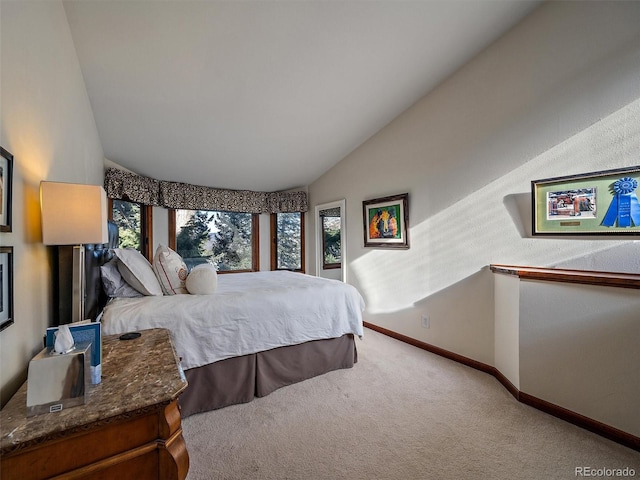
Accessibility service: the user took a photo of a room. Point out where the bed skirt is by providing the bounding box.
[179,334,357,417]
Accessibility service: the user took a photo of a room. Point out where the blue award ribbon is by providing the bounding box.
[601,177,640,228]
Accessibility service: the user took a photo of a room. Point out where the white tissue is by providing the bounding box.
[54,325,75,354]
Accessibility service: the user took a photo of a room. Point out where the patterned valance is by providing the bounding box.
[319,207,341,217]
[104,168,161,206]
[104,168,307,213]
[160,181,268,212]
[266,191,309,214]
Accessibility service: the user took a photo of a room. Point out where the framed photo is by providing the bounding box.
[0,247,14,332]
[1,147,13,233]
[532,166,640,235]
[363,193,409,248]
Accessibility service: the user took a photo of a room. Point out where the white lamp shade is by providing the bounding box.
[41,181,109,245]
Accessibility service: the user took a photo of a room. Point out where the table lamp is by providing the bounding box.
[40,181,108,323]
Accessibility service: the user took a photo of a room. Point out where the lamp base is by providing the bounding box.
[54,246,85,325]
[72,245,85,323]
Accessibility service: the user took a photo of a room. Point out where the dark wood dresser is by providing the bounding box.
[1,328,189,479]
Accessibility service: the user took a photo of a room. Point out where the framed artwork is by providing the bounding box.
[1,147,13,232]
[0,246,14,331]
[532,165,640,235]
[363,193,409,248]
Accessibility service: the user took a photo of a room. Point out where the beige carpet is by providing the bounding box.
[183,328,640,480]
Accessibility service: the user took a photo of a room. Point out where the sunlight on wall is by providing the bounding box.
[352,97,640,314]
[4,124,52,171]
[351,248,428,314]
[3,136,53,243]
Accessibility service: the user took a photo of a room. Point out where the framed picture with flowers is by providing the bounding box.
[532,166,640,235]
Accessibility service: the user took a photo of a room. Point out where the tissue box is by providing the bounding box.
[46,322,102,384]
[26,342,91,417]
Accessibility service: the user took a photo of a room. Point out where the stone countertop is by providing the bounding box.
[1,328,188,455]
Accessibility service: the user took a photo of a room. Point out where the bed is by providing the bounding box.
[89,237,364,417]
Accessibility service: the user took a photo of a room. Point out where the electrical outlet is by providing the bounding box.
[421,314,430,328]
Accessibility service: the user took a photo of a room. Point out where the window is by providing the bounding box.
[169,209,259,272]
[109,199,153,260]
[271,212,305,272]
[321,213,341,269]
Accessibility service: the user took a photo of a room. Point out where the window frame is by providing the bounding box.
[108,198,153,260]
[321,214,341,270]
[270,212,305,273]
[168,209,260,273]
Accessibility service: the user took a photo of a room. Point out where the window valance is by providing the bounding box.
[319,207,341,217]
[104,168,161,206]
[104,168,308,213]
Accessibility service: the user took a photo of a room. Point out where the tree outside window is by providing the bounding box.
[110,199,153,259]
[272,212,304,272]
[112,199,141,249]
[174,209,257,272]
[322,215,341,269]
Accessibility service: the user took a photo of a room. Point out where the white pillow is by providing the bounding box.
[114,248,163,296]
[152,244,188,295]
[186,264,218,295]
[100,258,143,298]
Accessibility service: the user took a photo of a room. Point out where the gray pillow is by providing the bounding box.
[114,248,164,296]
[100,258,143,298]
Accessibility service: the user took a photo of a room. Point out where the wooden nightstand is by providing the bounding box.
[1,328,189,480]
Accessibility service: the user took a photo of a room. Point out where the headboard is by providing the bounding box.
[84,220,119,321]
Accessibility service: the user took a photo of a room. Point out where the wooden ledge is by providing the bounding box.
[490,264,640,290]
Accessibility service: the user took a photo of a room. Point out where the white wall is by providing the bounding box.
[308,0,640,438]
[519,280,640,436]
[308,1,640,365]
[0,1,104,406]
[493,273,519,389]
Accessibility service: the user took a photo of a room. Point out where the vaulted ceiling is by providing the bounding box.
[64,0,541,192]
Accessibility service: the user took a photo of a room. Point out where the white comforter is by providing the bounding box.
[101,271,365,370]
